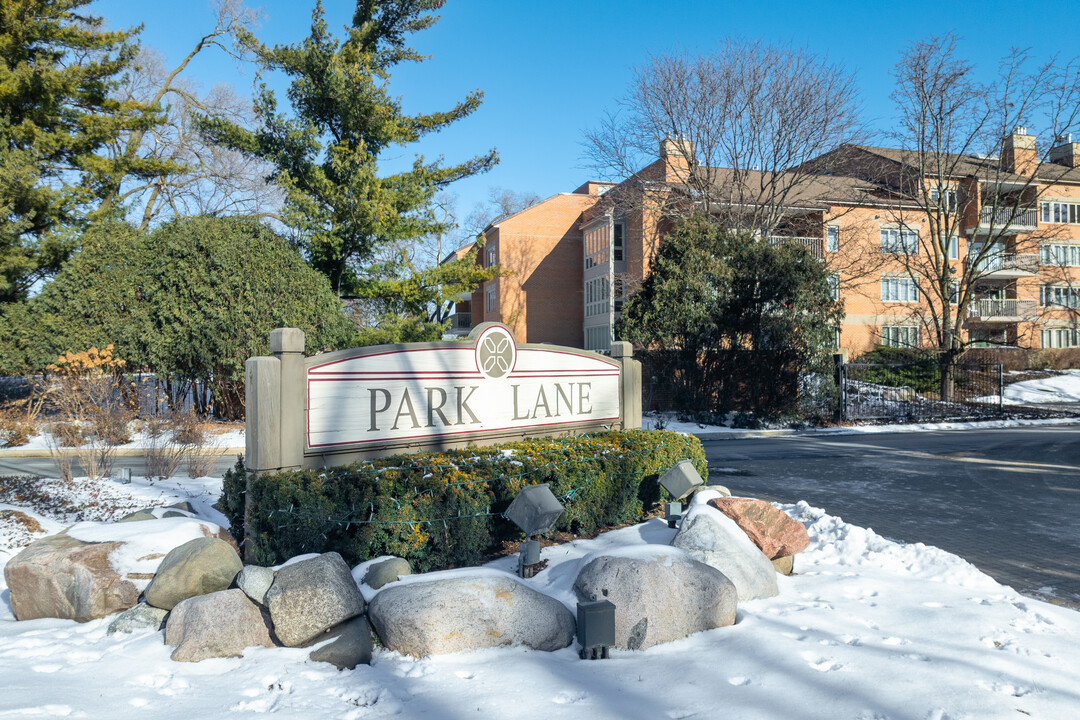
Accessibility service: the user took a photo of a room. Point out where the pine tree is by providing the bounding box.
[201,0,497,301]
[0,0,170,301]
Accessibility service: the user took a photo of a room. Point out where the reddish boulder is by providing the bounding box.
[3,534,139,622]
[708,497,809,560]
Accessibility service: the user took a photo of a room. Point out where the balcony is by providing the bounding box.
[964,253,1039,279]
[449,312,472,335]
[975,206,1039,235]
[966,299,1037,324]
[767,235,824,259]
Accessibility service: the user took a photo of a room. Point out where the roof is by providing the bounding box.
[838,144,1080,186]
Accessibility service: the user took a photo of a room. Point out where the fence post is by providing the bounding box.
[833,353,846,423]
[998,363,1004,414]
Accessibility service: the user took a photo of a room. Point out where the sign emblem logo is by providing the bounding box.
[476,326,516,379]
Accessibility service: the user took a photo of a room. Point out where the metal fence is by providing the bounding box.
[838,361,1003,422]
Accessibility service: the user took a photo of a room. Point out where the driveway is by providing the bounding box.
[699,425,1080,608]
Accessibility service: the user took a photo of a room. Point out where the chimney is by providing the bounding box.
[1049,133,1080,168]
[1002,127,1037,175]
[659,136,694,182]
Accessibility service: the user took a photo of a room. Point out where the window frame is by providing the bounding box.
[826,225,839,252]
[881,276,920,303]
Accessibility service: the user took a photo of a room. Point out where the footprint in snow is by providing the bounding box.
[727,676,750,686]
[454,670,474,680]
[801,651,842,672]
[552,691,587,705]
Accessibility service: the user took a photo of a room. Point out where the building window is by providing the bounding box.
[970,328,1007,348]
[486,244,497,267]
[584,224,609,270]
[828,274,839,301]
[584,326,611,352]
[880,227,918,254]
[881,326,919,348]
[1041,201,1080,225]
[947,236,958,260]
[1042,328,1080,348]
[949,281,959,305]
[929,187,957,211]
[1040,244,1080,267]
[1040,285,1080,308]
[485,284,496,313]
[826,225,839,252]
[613,275,625,312]
[613,222,624,262]
[585,277,609,318]
[881,276,919,302]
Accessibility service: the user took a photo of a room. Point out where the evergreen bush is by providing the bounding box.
[222,430,707,570]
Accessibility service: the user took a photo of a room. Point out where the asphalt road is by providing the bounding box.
[701,425,1080,608]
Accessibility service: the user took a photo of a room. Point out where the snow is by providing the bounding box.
[65,517,232,591]
[5,426,245,454]
[3,475,1080,718]
[1001,369,1080,405]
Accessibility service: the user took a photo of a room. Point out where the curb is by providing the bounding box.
[687,416,1080,442]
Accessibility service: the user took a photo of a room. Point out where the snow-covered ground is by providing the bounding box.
[2,474,1079,719]
[1002,369,1080,406]
[3,426,245,454]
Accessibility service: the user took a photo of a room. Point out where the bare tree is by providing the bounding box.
[583,40,866,235]
[97,0,281,229]
[847,34,1080,395]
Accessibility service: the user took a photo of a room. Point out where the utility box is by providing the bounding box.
[577,600,616,659]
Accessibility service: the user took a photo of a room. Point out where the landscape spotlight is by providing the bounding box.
[658,459,703,501]
[504,483,564,578]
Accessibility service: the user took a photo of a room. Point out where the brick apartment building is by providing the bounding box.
[450,133,1080,356]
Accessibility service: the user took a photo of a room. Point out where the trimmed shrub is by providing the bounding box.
[222,430,707,571]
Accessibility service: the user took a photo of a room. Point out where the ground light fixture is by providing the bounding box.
[577,600,615,659]
[658,459,704,527]
[503,483,564,578]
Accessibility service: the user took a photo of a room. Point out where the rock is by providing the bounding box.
[118,505,197,523]
[772,555,795,575]
[4,516,233,623]
[358,557,411,590]
[368,569,575,657]
[118,510,157,523]
[236,565,276,605]
[165,589,275,662]
[3,533,139,622]
[107,602,169,635]
[302,616,374,669]
[144,537,243,611]
[709,484,732,497]
[709,497,810,559]
[672,505,779,601]
[572,547,737,650]
[264,553,365,647]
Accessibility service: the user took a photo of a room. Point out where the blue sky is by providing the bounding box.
[91,0,1075,243]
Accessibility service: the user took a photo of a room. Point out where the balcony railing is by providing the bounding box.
[965,253,1039,276]
[977,206,1039,233]
[451,312,472,331]
[967,299,1037,321]
[767,235,824,259]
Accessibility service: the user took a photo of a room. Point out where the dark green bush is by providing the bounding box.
[221,430,707,570]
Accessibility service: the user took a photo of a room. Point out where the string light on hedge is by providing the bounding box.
[249,432,702,564]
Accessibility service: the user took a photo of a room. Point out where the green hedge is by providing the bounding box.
[221,430,707,571]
